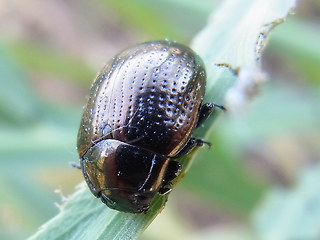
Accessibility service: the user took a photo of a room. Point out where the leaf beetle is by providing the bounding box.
[77,40,223,213]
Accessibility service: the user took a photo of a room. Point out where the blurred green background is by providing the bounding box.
[0,0,319,239]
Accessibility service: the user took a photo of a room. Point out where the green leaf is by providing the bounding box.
[27,0,296,239]
[268,18,320,85]
[28,183,167,240]
[0,45,43,125]
[5,41,95,86]
[192,0,297,119]
[102,0,181,40]
[253,164,320,240]
[100,0,217,41]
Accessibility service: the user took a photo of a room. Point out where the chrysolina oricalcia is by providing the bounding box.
[77,40,223,213]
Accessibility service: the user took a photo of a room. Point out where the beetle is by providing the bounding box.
[77,40,223,213]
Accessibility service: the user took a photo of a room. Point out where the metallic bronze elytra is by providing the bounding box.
[77,40,221,213]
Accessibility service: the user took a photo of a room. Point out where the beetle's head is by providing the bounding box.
[81,139,169,213]
[99,188,154,213]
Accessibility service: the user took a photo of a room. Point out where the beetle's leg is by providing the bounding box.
[70,162,81,169]
[159,160,182,195]
[196,103,225,127]
[174,137,211,158]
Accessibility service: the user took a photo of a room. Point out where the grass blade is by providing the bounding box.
[28,1,296,239]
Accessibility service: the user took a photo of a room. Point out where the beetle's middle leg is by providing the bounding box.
[174,137,211,158]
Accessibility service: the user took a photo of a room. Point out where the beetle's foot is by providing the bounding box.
[70,162,81,169]
[142,205,150,214]
[196,102,226,127]
[198,139,211,148]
